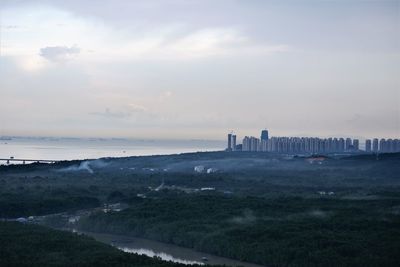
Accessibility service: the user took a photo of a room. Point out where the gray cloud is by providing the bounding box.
[89,104,148,119]
[89,108,132,119]
[39,45,80,62]
[1,1,398,139]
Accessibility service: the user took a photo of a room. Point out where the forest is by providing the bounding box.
[1,152,400,266]
[0,221,211,267]
[77,194,400,267]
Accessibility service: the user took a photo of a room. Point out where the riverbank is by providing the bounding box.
[68,230,267,267]
[0,221,215,267]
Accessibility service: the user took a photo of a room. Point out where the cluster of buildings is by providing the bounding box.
[364,138,400,153]
[227,130,400,154]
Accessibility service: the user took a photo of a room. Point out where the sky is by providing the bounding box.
[0,0,399,140]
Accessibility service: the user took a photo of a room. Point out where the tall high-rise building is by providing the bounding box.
[393,139,400,152]
[249,137,260,152]
[333,138,339,152]
[242,136,250,151]
[261,139,268,152]
[353,139,359,151]
[345,138,352,151]
[365,139,371,152]
[379,138,386,152]
[227,133,232,151]
[372,138,379,152]
[387,139,394,152]
[232,135,237,151]
[339,138,345,152]
[261,130,269,141]
[327,138,333,153]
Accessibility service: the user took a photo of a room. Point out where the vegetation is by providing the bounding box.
[1,152,400,266]
[0,221,204,267]
[78,194,400,267]
[0,187,99,218]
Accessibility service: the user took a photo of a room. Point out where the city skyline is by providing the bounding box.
[0,0,399,139]
[227,129,400,153]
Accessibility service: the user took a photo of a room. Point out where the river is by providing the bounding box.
[75,230,267,267]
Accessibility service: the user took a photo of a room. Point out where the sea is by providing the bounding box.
[0,137,225,162]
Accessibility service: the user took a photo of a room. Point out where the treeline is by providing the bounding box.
[0,221,209,267]
[0,190,99,218]
[78,195,400,267]
[1,151,400,220]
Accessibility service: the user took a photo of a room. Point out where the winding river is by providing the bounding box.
[75,230,266,267]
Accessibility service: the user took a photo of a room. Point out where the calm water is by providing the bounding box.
[0,137,224,162]
[78,231,266,267]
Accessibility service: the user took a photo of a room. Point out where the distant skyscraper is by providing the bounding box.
[232,135,237,151]
[372,138,379,152]
[393,139,400,152]
[333,138,339,152]
[379,138,386,152]
[339,138,345,152]
[345,138,352,151]
[261,130,269,141]
[365,139,371,152]
[353,139,359,151]
[227,133,232,151]
[327,138,333,153]
[261,139,268,152]
[250,137,260,151]
[387,139,394,152]
[242,136,250,151]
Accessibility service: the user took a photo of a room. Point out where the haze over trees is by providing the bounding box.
[1,152,399,266]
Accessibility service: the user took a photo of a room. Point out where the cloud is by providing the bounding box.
[158,28,289,59]
[90,104,147,119]
[39,45,80,62]
[91,27,290,62]
[143,28,288,60]
[3,4,289,63]
[167,28,247,58]
[90,108,132,119]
